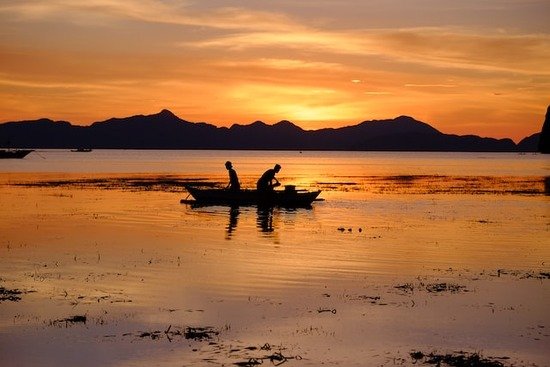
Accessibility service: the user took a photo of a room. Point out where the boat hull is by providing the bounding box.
[0,149,34,159]
[183,186,321,207]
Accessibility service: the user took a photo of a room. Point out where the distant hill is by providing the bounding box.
[517,133,540,152]
[0,109,543,152]
[538,106,550,153]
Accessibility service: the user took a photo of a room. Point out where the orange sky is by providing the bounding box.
[1,1,549,142]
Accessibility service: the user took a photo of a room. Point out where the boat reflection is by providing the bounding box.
[225,206,240,239]
[184,202,311,239]
[224,205,276,238]
[221,205,310,238]
[256,206,274,233]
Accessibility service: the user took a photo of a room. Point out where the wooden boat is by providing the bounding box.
[183,185,322,207]
[0,149,34,159]
[71,148,92,152]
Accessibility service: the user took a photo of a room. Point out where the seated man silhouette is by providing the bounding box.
[225,161,240,191]
[257,164,281,192]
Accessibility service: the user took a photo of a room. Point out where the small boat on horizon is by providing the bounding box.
[71,148,93,152]
[182,185,322,208]
[0,149,34,159]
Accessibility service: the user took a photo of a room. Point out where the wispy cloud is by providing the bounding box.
[0,0,300,31]
[213,58,345,71]
[364,91,392,95]
[0,74,131,91]
[404,84,456,88]
[4,1,548,76]
[185,27,550,76]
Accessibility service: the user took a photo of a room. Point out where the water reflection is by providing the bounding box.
[220,205,310,238]
[223,205,276,237]
[256,206,274,233]
[225,206,240,239]
[185,204,312,239]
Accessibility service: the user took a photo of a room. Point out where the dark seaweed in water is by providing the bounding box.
[51,315,87,326]
[11,174,548,196]
[394,282,468,294]
[319,175,547,196]
[426,283,468,293]
[234,350,302,366]
[410,351,510,366]
[0,286,23,302]
[112,325,219,342]
[184,326,218,340]
[13,176,215,192]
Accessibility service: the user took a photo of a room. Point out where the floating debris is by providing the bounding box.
[184,326,218,341]
[488,269,550,280]
[410,350,509,366]
[425,283,468,293]
[234,358,263,366]
[476,219,493,224]
[139,331,161,340]
[520,271,550,280]
[13,176,215,193]
[0,286,24,302]
[234,349,302,366]
[108,325,220,342]
[51,315,87,327]
[317,308,337,314]
[394,282,468,294]
[350,295,380,301]
[394,283,415,293]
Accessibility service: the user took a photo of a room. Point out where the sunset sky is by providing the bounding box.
[1,0,549,141]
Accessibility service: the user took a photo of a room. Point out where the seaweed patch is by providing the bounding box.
[51,315,87,327]
[394,282,469,294]
[0,286,35,302]
[410,350,511,366]
[0,286,24,302]
[233,343,302,366]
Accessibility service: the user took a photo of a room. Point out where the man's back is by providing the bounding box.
[257,169,275,190]
[228,168,240,190]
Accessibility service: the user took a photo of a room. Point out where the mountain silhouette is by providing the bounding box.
[538,106,550,153]
[517,133,540,152]
[0,109,545,152]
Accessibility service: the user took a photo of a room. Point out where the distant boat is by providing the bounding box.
[183,185,322,208]
[71,148,92,152]
[0,149,34,159]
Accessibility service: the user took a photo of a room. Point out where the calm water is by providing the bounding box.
[0,150,549,366]
[2,149,548,176]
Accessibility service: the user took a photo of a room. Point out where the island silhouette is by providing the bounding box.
[0,107,547,152]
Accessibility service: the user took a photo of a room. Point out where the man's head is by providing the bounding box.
[225,161,232,169]
[274,164,281,172]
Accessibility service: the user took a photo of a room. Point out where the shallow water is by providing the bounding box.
[0,150,549,366]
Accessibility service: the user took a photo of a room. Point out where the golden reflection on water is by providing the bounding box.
[0,171,549,367]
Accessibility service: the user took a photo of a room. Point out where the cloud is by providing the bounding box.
[4,2,548,77]
[184,29,373,55]
[375,29,550,73]
[0,73,129,91]
[364,91,392,95]
[186,27,550,75]
[213,58,345,72]
[404,84,456,88]
[0,0,300,31]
